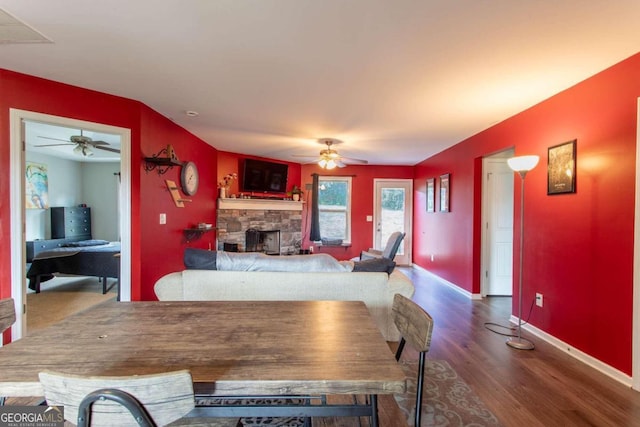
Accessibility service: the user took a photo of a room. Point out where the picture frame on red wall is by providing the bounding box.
[439,173,450,212]
[547,139,576,195]
[426,178,435,212]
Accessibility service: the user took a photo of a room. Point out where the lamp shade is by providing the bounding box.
[507,155,539,172]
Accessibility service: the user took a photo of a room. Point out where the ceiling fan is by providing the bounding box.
[36,130,120,157]
[293,138,368,169]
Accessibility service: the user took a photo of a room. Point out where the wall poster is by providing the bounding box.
[25,161,49,209]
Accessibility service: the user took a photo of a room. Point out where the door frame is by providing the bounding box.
[372,179,413,265]
[9,109,132,340]
[633,97,640,390]
[481,148,515,297]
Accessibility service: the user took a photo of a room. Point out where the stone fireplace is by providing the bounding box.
[245,229,280,254]
[216,199,303,255]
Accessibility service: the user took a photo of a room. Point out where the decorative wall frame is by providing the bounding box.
[426,178,435,212]
[25,161,49,209]
[439,173,450,212]
[547,139,576,195]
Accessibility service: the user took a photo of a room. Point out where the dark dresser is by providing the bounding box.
[50,206,91,239]
[26,206,92,262]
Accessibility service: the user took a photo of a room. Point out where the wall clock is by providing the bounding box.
[181,161,199,196]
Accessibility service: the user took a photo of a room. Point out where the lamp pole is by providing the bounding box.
[506,155,538,350]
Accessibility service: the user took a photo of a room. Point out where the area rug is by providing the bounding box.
[196,359,501,426]
[394,359,502,426]
[194,398,306,427]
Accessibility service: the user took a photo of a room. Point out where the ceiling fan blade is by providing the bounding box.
[340,157,368,164]
[95,146,120,154]
[38,136,71,143]
[89,140,109,146]
[34,143,74,147]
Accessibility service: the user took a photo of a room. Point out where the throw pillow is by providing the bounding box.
[352,257,396,274]
[184,248,217,270]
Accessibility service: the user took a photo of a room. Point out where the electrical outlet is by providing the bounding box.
[159,213,166,225]
[536,293,543,307]
[430,254,434,262]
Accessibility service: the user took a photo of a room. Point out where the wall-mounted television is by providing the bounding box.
[241,158,289,193]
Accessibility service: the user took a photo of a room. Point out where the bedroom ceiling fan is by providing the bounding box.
[36,130,120,157]
[293,138,368,169]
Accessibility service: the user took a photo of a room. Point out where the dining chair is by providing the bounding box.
[0,297,16,406]
[0,297,16,338]
[39,370,239,427]
[392,293,434,427]
[360,231,405,261]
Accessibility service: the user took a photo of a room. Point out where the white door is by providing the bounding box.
[482,153,515,296]
[373,179,412,265]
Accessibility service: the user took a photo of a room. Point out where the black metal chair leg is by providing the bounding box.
[415,351,426,427]
[395,337,407,361]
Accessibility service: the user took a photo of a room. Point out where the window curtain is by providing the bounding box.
[309,173,321,241]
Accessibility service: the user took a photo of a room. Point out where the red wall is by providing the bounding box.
[138,106,219,301]
[216,154,413,260]
[300,164,414,260]
[0,69,218,310]
[414,52,640,374]
[217,151,302,198]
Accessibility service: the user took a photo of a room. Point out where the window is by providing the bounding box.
[318,176,352,243]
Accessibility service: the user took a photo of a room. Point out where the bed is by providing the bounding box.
[26,240,121,297]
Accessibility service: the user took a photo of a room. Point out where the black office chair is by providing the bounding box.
[392,293,435,427]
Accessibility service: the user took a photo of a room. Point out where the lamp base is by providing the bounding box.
[506,337,535,350]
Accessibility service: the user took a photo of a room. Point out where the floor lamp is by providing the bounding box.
[506,155,539,350]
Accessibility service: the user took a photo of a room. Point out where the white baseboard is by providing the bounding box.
[511,316,632,388]
[410,265,633,389]
[411,264,482,300]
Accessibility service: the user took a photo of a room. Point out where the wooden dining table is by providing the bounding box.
[0,300,406,425]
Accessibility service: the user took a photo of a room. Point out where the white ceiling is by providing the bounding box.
[2,1,640,166]
[25,121,121,162]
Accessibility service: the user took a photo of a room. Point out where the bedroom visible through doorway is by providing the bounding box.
[9,109,132,340]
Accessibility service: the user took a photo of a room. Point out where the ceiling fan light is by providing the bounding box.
[73,144,82,155]
[325,159,337,170]
[318,159,327,168]
[83,146,93,156]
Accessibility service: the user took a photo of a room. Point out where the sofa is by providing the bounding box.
[154,268,415,341]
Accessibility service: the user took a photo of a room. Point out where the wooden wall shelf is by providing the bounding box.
[144,157,183,174]
[144,145,183,174]
[183,228,215,242]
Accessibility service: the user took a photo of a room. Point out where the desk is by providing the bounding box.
[0,300,405,424]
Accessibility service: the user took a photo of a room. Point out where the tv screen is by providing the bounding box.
[241,158,289,193]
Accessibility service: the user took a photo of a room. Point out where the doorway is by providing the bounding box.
[373,179,412,265]
[481,149,515,297]
[9,109,132,340]
[633,98,640,391]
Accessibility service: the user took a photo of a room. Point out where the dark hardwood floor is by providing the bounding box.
[6,267,640,426]
[401,266,640,427]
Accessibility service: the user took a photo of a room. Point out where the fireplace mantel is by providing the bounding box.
[218,198,303,211]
